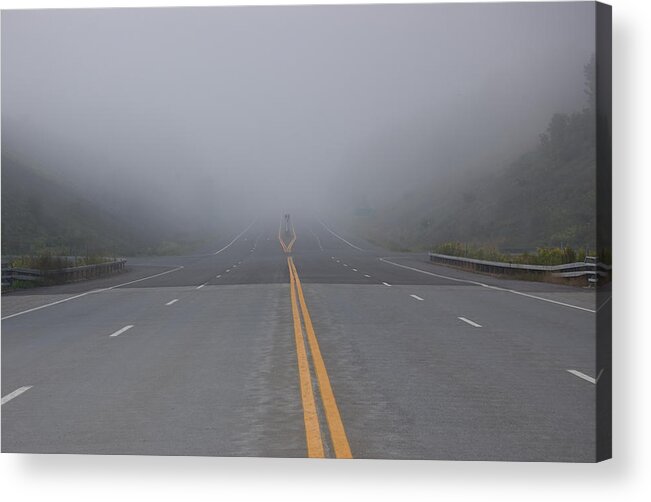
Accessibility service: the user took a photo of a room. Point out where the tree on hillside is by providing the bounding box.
[583,54,596,110]
[538,53,596,162]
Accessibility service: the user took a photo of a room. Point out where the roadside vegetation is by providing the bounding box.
[352,56,609,262]
[1,154,210,258]
[7,253,116,270]
[432,242,592,266]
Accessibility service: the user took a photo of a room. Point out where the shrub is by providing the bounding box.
[432,242,593,266]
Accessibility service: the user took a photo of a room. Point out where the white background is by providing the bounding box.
[0,0,648,500]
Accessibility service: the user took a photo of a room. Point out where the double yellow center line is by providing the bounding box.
[278,219,297,253]
[282,224,352,458]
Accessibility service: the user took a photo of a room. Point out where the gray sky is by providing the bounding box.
[2,3,595,226]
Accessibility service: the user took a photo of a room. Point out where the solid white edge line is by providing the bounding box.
[317,219,365,251]
[308,226,325,251]
[458,316,482,328]
[213,219,257,255]
[1,290,102,321]
[410,294,424,301]
[106,265,185,289]
[109,325,134,338]
[1,266,185,320]
[1,386,33,406]
[165,299,179,306]
[379,258,596,313]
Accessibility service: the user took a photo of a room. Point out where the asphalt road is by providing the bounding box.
[1,216,602,461]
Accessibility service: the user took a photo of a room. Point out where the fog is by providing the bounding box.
[2,3,594,235]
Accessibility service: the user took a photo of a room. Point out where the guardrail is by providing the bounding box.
[428,252,610,285]
[2,258,127,289]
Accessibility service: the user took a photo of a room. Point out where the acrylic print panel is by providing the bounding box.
[0,2,611,462]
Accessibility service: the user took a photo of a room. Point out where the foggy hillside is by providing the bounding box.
[1,153,212,255]
[2,154,141,255]
[348,58,597,252]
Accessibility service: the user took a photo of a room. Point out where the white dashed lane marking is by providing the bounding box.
[458,317,482,328]
[1,386,33,406]
[110,325,135,338]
